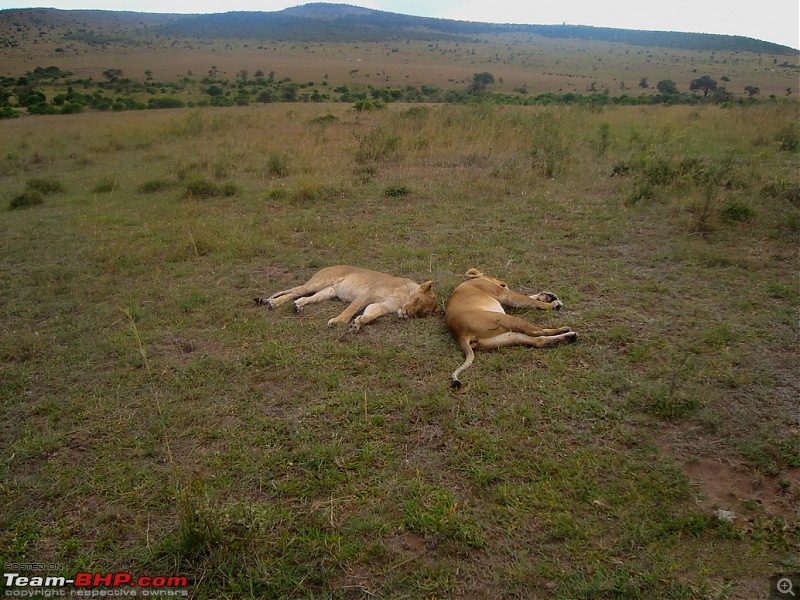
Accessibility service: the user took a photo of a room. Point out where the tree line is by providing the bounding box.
[0,67,791,120]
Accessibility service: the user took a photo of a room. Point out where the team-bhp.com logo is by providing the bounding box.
[4,572,189,597]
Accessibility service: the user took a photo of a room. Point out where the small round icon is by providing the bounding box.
[778,577,796,597]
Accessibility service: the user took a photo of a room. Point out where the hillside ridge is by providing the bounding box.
[1,3,796,54]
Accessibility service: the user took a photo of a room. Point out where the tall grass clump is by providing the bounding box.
[183,176,238,199]
[267,151,294,178]
[527,111,571,177]
[353,126,401,164]
[26,177,65,194]
[9,189,44,209]
[776,122,800,152]
[9,176,66,209]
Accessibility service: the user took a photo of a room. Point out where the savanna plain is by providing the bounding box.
[1,98,799,599]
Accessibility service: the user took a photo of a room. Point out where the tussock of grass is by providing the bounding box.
[25,177,65,194]
[9,189,44,209]
[183,176,238,199]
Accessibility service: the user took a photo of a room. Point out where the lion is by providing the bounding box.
[445,268,577,387]
[255,265,440,331]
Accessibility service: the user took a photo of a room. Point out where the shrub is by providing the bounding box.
[60,103,83,114]
[385,185,411,198]
[720,200,756,223]
[184,177,238,199]
[9,190,44,209]
[626,181,655,205]
[184,177,217,199]
[0,106,20,119]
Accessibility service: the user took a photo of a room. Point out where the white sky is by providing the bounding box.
[1,0,798,49]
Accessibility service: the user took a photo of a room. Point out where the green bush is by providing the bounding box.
[184,176,237,199]
[385,185,411,198]
[9,190,44,209]
[0,106,20,119]
[720,200,756,223]
[184,176,220,198]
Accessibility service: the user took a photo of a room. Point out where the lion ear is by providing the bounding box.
[465,268,483,279]
[419,280,434,292]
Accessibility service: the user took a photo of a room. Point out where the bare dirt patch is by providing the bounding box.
[659,428,800,520]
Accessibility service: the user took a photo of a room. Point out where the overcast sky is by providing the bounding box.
[2,0,798,49]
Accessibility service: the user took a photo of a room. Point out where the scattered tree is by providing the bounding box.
[102,69,123,83]
[470,72,494,93]
[689,75,717,97]
[656,79,678,95]
[744,85,760,98]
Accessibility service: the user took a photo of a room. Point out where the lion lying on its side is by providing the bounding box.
[445,268,577,387]
[256,265,440,331]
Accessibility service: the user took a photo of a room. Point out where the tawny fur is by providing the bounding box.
[256,265,440,331]
[445,268,577,387]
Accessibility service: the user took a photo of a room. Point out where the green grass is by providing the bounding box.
[1,102,798,598]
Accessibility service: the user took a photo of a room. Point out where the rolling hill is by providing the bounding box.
[157,3,798,54]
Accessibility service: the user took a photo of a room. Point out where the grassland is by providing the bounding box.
[1,100,798,598]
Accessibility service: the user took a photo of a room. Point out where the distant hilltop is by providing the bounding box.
[1,2,796,55]
[159,3,797,54]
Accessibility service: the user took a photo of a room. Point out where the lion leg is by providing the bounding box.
[475,330,577,351]
[350,301,396,331]
[255,282,323,308]
[327,293,371,328]
[293,286,339,313]
[494,313,572,337]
